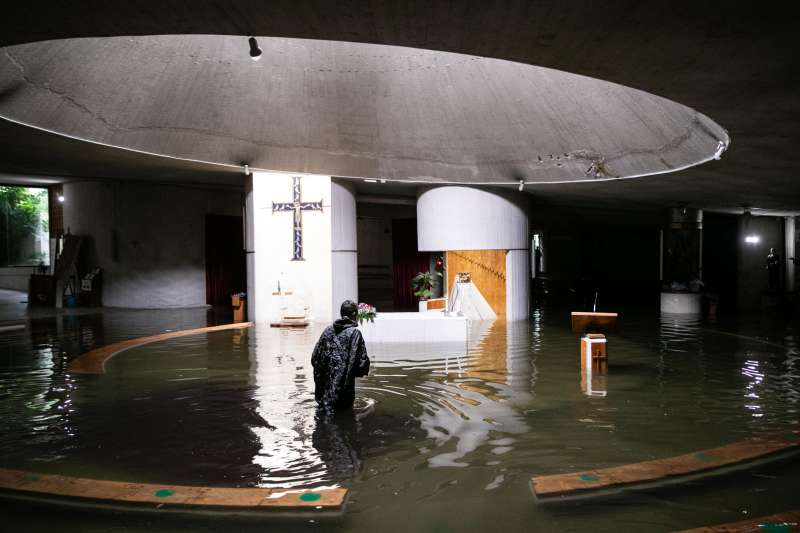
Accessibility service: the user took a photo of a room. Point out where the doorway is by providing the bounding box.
[205,214,245,306]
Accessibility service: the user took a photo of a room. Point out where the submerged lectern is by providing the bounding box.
[571,312,618,397]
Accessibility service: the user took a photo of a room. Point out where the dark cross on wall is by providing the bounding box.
[272,176,323,261]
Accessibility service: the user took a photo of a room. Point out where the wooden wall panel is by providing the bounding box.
[446,249,506,318]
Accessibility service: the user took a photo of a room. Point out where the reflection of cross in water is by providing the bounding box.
[272,177,323,261]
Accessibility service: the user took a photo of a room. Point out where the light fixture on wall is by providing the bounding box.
[518,180,525,191]
[248,37,262,61]
[745,235,760,244]
[57,194,65,203]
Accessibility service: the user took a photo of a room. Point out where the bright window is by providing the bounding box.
[0,186,50,267]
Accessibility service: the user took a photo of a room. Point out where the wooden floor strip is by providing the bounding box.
[674,510,800,532]
[532,434,799,499]
[0,468,346,512]
[67,322,253,374]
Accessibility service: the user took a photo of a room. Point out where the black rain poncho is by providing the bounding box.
[311,318,370,412]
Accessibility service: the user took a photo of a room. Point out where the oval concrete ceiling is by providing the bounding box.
[0,35,727,184]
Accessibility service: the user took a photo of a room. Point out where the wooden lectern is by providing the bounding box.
[570,312,618,335]
[571,312,618,397]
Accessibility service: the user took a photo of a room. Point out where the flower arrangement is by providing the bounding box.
[357,302,377,324]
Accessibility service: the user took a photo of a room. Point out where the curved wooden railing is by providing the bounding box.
[67,322,253,374]
[0,468,345,512]
[532,433,799,499]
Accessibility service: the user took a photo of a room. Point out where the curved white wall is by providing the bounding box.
[418,186,530,321]
[331,180,358,317]
[417,186,528,251]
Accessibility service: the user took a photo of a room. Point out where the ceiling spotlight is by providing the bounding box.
[248,37,262,61]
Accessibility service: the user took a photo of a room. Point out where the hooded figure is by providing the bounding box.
[311,300,370,413]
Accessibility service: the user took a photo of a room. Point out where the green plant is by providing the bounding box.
[0,186,49,266]
[411,271,439,300]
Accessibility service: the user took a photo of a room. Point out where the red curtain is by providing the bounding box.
[391,219,430,311]
[205,214,246,306]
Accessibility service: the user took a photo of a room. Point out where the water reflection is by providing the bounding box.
[248,327,328,488]
[312,411,363,481]
[1,306,799,515]
[410,321,532,467]
[741,359,764,418]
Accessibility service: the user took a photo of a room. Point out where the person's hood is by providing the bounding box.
[333,317,358,334]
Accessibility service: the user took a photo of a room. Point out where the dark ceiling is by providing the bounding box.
[0,0,797,212]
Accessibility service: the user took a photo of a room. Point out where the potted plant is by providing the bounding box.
[411,271,437,300]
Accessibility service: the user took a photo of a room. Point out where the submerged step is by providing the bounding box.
[0,468,346,513]
[67,322,252,374]
[531,434,799,500]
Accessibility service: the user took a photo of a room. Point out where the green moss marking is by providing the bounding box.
[23,473,40,482]
[579,474,599,482]
[694,452,716,461]
[758,522,790,533]
[154,489,175,498]
[784,433,799,442]
[299,492,322,502]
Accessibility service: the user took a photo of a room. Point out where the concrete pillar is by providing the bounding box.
[331,180,358,318]
[660,207,703,314]
[245,174,257,321]
[417,186,529,321]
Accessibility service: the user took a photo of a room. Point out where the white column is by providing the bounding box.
[417,186,530,321]
[506,249,530,319]
[331,180,358,317]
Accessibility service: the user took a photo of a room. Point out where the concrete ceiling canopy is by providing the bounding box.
[0,35,727,185]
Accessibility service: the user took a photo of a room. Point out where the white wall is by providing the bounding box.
[417,186,530,320]
[62,181,241,308]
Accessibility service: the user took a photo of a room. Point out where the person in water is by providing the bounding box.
[311,300,370,413]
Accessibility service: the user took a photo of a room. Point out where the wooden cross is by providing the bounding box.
[272,176,323,261]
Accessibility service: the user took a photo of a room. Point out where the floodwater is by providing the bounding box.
[1,307,799,532]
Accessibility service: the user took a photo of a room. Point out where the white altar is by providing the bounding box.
[359,312,469,344]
